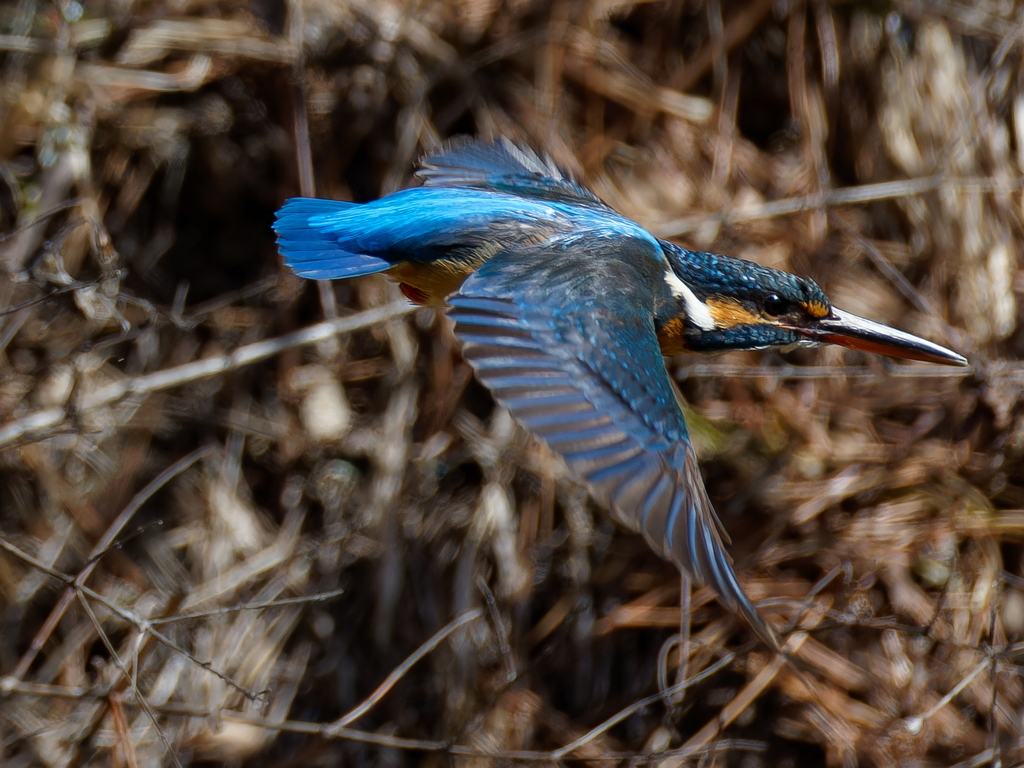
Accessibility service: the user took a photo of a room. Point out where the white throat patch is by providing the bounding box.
[663,270,715,331]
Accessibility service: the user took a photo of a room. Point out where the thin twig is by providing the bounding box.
[476,574,516,683]
[0,537,262,701]
[328,608,484,732]
[286,0,338,322]
[904,657,991,735]
[550,652,737,760]
[9,445,216,680]
[75,591,184,768]
[0,198,82,245]
[0,300,415,448]
[829,211,965,347]
[148,588,346,625]
[653,174,1022,237]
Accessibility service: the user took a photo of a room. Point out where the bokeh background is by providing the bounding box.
[1,0,1021,765]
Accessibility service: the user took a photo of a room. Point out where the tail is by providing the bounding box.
[275,187,568,281]
[274,198,392,280]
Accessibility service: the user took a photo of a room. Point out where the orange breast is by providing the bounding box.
[388,261,478,306]
[656,316,688,355]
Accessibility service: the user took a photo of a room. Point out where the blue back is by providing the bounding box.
[273,140,660,281]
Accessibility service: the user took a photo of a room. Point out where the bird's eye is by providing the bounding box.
[762,293,791,317]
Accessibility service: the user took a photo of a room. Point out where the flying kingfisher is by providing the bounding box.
[274,138,967,650]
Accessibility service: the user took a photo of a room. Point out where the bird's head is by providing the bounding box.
[657,243,967,366]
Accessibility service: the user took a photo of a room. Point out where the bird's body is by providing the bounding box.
[274,144,661,304]
[275,138,966,651]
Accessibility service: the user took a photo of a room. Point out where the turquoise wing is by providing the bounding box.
[448,245,779,649]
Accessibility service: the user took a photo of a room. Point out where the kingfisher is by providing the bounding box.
[274,138,967,651]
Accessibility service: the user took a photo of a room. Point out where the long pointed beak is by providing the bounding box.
[796,307,968,366]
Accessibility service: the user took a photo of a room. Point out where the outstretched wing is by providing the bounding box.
[448,246,779,649]
[417,137,609,209]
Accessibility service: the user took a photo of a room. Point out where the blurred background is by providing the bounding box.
[0,0,1021,765]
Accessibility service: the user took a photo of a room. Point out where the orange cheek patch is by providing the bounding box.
[705,297,760,328]
[803,300,829,319]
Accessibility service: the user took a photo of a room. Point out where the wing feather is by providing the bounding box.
[417,137,608,209]
[449,248,780,649]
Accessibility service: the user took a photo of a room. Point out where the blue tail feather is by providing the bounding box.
[275,198,392,280]
[275,189,559,282]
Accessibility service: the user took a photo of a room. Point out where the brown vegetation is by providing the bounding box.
[0,0,1020,766]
